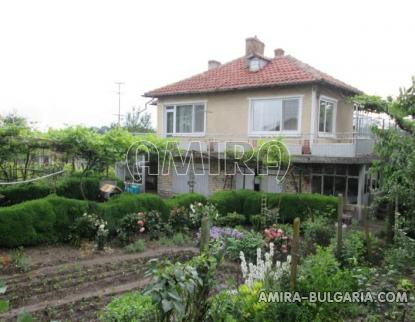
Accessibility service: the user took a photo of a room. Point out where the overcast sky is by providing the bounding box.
[0,0,414,130]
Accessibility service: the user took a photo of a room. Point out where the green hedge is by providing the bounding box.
[0,175,124,207]
[56,176,123,201]
[99,193,169,228]
[0,183,51,206]
[0,188,338,248]
[210,190,338,224]
[0,192,170,247]
[165,193,207,210]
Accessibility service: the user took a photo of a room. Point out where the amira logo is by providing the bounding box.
[125,139,291,184]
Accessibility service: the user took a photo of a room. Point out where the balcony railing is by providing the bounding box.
[168,132,374,158]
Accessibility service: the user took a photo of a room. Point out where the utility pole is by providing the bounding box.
[114,82,124,127]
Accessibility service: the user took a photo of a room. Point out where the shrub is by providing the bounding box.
[384,232,415,274]
[302,217,335,254]
[342,230,385,267]
[99,292,159,322]
[0,183,51,206]
[168,207,192,232]
[69,213,108,249]
[209,191,338,224]
[216,212,246,227]
[56,175,123,201]
[0,198,57,247]
[225,231,263,262]
[124,240,145,253]
[99,193,169,229]
[165,193,207,210]
[188,202,219,228]
[298,247,359,320]
[209,191,244,215]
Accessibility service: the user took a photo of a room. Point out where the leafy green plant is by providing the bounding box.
[10,247,31,272]
[342,230,384,267]
[156,233,191,247]
[298,247,360,321]
[99,292,159,322]
[124,239,145,253]
[302,216,335,254]
[168,207,192,232]
[69,213,108,248]
[0,280,9,314]
[225,231,263,262]
[189,202,219,228]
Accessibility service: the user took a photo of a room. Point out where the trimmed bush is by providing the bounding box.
[0,193,168,247]
[216,212,246,227]
[0,183,51,206]
[0,198,57,247]
[99,292,159,322]
[99,193,169,229]
[165,193,207,210]
[212,191,338,224]
[56,175,123,201]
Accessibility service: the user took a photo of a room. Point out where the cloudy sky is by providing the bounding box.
[0,0,413,130]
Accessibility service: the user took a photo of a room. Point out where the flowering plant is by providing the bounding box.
[189,202,219,227]
[264,224,291,254]
[69,213,108,249]
[196,226,244,242]
[240,242,291,288]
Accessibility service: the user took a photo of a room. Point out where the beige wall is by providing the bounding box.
[156,85,354,142]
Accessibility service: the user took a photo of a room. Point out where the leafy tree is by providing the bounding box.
[353,77,415,236]
[123,107,154,133]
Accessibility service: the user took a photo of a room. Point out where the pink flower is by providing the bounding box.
[139,227,145,233]
[281,244,288,253]
[137,220,144,226]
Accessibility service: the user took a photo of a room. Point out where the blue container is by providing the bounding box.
[125,183,142,194]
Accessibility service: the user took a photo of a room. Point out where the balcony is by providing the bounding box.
[173,132,375,159]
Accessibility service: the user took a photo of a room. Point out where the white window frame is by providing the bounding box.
[318,95,337,137]
[248,95,303,137]
[163,101,207,137]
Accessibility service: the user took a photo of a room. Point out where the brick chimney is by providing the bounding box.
[208,60,221,70]
[274,48,285,57]
[245,36,265,56]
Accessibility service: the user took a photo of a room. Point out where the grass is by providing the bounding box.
[156,233,192,247]
[124,240,145,253]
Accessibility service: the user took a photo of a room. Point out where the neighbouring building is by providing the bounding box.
[143,36,379,215]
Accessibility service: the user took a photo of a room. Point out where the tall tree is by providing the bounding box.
[123,106,154,133]
[353,77,415,236]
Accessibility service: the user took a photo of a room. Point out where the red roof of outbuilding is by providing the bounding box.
[144,54,361,97]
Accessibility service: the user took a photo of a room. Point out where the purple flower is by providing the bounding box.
[196,226,244,241]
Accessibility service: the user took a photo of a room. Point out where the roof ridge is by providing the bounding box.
[284,55,323,81]
[144,56,245,96]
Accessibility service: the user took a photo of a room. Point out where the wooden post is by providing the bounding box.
[290,217,300,289]
[336,194,344,258]
[200,216,210,253]
[363,206,371,261]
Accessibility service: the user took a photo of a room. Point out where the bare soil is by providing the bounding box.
[0,243,241,322]
[0,244,198,321]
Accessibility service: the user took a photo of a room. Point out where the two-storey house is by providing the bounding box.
[144,37,376,212]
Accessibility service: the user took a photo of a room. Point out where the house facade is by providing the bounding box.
[144,37,376,213]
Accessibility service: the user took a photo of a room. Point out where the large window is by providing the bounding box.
[250,97,301,134]
[311,164,360,204]
[319,97,336,135]
[165,103,205,136]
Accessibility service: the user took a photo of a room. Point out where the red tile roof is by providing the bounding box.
[144,54,361,97]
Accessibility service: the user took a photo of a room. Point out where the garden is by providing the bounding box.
[0,183,414,321]
[0,81,415,322]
